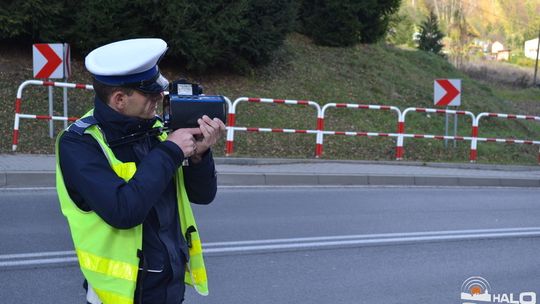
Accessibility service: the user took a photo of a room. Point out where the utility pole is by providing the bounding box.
[534,27,540,86]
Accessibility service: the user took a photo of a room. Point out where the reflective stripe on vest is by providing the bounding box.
[56,110,208,304]
[93,286,133,304]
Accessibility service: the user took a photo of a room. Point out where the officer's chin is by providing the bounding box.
[145,104,158,119]
[138,111,156,120]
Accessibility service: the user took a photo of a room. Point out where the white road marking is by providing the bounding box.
[3,184,539,192]
[2,227,540,268]
[0,187,56,191]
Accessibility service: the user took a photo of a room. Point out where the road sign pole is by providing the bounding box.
[33,43,71,136]
[63,86,68,129]
[453,110,458,148]
[444,107,449,148]
[48,84,54,138]
[62,44,70,129]
[435,79,461,149]
[63,77,68,129]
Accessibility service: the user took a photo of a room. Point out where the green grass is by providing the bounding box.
[494,86,540,104]
[2,33,540,165]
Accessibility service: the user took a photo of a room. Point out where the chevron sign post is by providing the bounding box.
[32,43,72,137]
[434,79,461,148]
[434,79,461,107]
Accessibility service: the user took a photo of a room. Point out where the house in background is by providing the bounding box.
[487,41,510,61]
[491,41,504,54]
[496,49,510,61]
[524,38,539,59]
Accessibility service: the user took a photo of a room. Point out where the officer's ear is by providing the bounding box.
[109,90,129,112]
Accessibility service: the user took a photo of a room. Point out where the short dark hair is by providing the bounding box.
[92,79,135,103]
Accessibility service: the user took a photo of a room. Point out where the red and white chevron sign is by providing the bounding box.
[33,43,64,79]
[434,79,461,107]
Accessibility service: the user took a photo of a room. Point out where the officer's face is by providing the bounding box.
[124,90,164,119]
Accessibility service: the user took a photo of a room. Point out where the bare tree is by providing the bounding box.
[447,5,476,68]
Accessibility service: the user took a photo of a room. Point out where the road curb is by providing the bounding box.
[218,173,540,187]
[214,157,540,171]
[1,172,56,188]
[1,171,539,188]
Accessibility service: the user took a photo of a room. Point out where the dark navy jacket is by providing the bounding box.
[58,97,217,304]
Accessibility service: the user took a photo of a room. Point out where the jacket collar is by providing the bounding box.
[93,96,158,141]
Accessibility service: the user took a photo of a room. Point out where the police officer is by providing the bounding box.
[56,38,226,304]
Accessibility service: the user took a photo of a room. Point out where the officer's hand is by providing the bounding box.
[166,128,202,158]
[194,115,227,156]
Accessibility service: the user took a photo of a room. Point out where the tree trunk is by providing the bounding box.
[433,0,441,21]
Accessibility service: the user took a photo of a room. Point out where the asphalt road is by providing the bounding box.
[1,186,540,303]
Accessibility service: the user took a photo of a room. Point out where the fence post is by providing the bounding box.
[469,115,479,162]
[223,96,234,156]
[396,113,405,160]
[315,109,324,158]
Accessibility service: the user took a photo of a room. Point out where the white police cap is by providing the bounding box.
[85,38,169,93]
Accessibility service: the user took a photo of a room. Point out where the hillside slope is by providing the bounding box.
[1,34,540,164]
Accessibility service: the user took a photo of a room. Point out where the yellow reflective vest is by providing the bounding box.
[55,111,208,304]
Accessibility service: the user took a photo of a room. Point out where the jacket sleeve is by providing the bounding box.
[182,150,217,205]
[58,132,184,229]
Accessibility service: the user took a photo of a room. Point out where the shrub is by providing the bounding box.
[0,0,298,72]
[62,0,155,55]
[417,10,445,56]
[233,0,299,69]
[0,0,64,42]
[298,0,401,47]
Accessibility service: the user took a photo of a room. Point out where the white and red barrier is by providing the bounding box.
[318,103,401,158]
[398,107,475,160]
[471,112,540,163]
[12,80,93,151]
[11,81,540,164]
[225,97,321,156]
[224,99,540,163]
